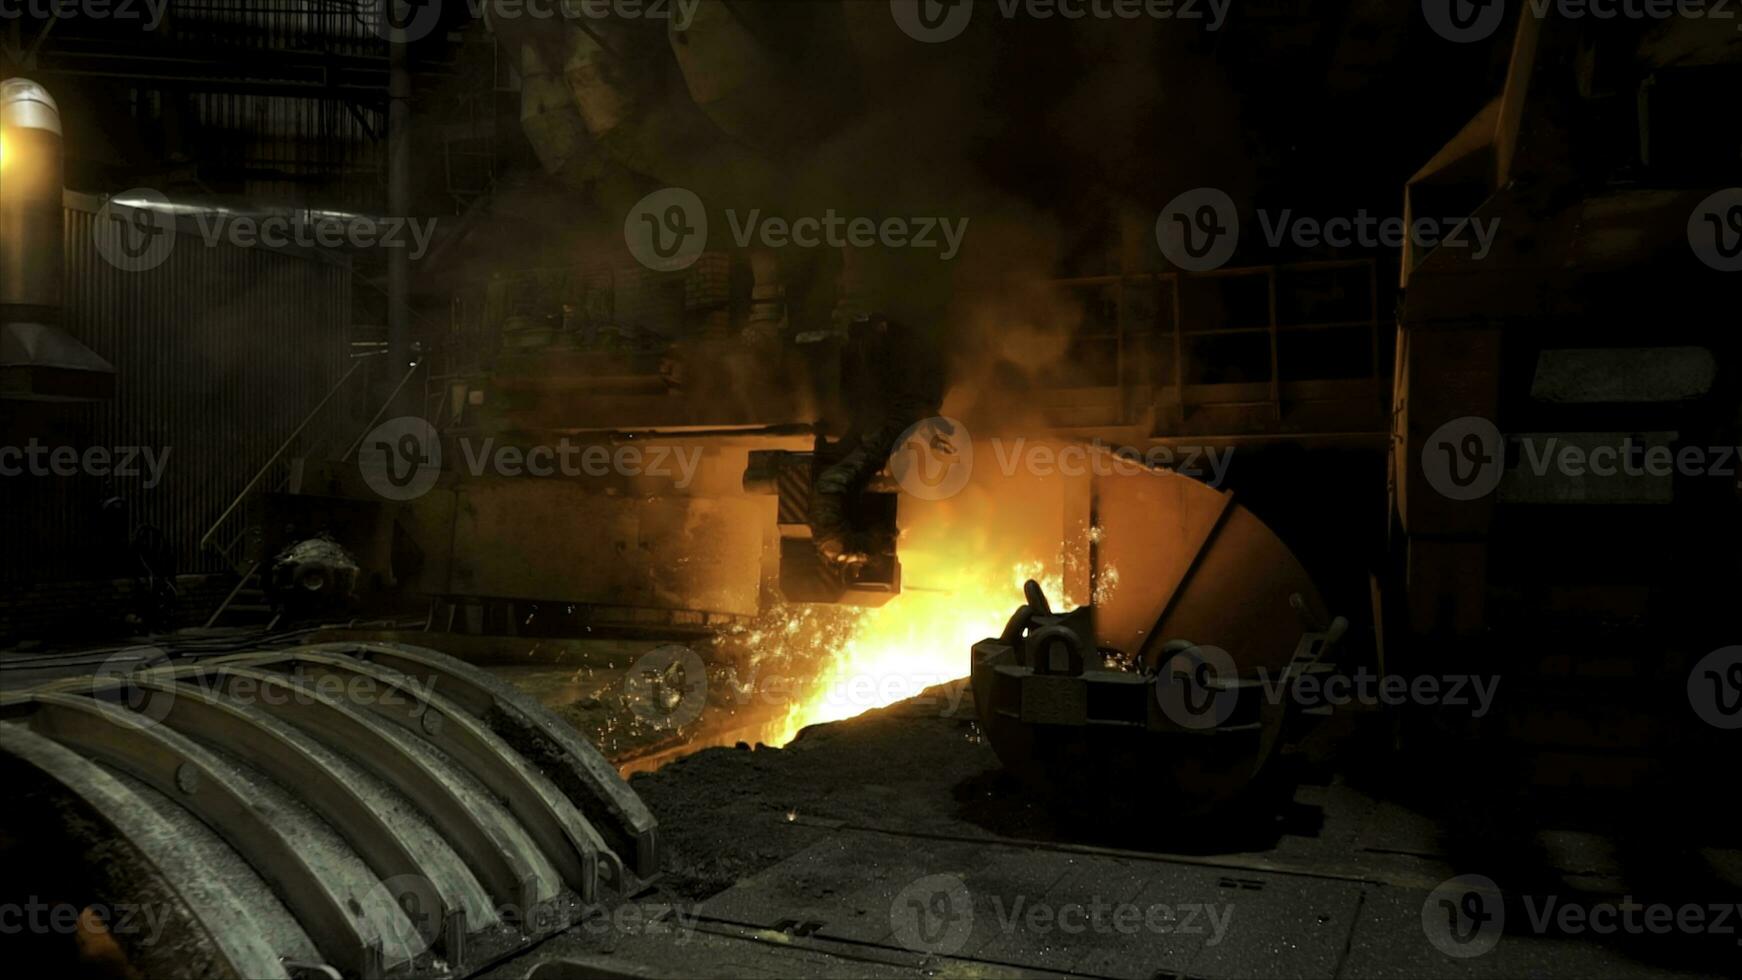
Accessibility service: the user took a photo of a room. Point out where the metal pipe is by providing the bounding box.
[386,23,411,408]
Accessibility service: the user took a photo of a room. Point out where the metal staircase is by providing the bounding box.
[198,353,420,630]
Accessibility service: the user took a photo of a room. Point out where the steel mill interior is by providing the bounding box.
[1,3,1738,979]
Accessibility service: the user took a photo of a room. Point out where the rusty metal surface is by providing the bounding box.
[445,479,765,617]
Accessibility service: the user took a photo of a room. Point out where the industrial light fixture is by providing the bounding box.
[0,77,117,402]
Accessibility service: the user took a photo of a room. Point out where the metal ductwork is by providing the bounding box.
[0,77,115,401]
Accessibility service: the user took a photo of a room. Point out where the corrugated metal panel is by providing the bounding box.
[0,198,353,586]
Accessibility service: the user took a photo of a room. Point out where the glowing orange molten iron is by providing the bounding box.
[741,444,1342,818]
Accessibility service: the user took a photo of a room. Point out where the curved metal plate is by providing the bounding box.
[301,641,660,878]
[0,723,293,980]
[23,695,401,974]
[246,650,612,899]
[125,673,491,950]
[166,662,560,916]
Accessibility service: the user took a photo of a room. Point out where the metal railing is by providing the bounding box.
[1042,258,1389,435]
[198,352,413,576]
